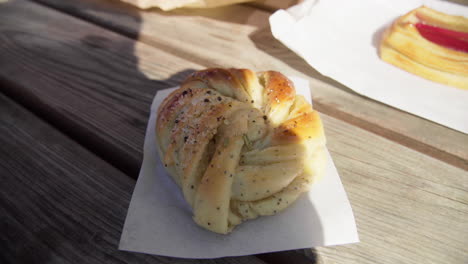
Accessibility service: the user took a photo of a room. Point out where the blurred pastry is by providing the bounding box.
[118,0,253,10]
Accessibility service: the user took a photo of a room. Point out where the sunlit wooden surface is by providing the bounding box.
[1,0,467,263]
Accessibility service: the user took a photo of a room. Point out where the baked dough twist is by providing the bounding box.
[156,68,327,234]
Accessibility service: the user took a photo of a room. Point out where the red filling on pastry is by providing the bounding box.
[415,22,468,52]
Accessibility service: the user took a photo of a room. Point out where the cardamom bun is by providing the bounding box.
[156,68,327,234]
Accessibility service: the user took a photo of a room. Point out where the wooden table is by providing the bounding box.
[1,0,467,263]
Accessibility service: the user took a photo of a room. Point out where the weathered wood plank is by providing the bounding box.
[32,0,468,170]
[319,114,468,264]
[0,0,203,176]
[0,93,267,264]
[1,1,467,264]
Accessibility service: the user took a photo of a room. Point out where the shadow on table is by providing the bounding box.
[2,0,199,179]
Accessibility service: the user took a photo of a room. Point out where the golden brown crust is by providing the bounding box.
[415,6,468,32]
[155,68,326,234]
[261,71,296,107]
[272,95,325,144]
[379,6,468,89]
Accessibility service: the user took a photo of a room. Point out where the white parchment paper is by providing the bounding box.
[119,77,359,258]
[270,0,468,133]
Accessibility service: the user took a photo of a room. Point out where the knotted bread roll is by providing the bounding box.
[156,68,327,234]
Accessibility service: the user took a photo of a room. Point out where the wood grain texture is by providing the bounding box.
[1,1,467,263]
[32,0,468,170]
[319,114,468,264]
[0,0,203,177]
[0,93,267,264]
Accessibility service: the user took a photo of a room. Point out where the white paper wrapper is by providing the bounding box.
[119,77,359,258]
[270,0,468,133]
